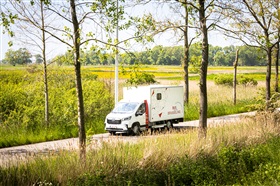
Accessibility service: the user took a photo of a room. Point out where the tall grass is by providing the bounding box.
[185,82,262,120]
[1,111,279,185]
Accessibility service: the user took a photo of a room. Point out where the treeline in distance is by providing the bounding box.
[2,43,272,67]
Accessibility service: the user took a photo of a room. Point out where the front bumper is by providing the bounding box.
[105,124,129,133]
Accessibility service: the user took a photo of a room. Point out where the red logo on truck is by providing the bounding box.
[168,106,181,115]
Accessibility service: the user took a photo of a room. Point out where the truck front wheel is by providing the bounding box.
[131,124,140,136]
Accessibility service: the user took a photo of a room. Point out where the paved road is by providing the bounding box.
[0,110,260,167]
[177,111,256,128]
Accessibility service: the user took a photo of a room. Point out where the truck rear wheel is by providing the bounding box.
[166,121,173,130]
[131,124,140,136]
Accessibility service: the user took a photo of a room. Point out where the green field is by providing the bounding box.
[97,65,273,82]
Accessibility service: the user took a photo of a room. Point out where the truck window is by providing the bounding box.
[157,93,162,100]
[112,102,138,113]
[137,103,146,115]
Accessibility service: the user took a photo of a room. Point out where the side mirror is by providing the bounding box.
[135,111,140,116]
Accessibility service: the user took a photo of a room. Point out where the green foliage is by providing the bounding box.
[211,45,236,66]
[238,45,266,66]
[0,10,18,40]
[34,54,43,64]
[214,74,258,87]
[248,89,280,111]
[184,102,200,121]
[239,76,258,87]
[244,163,280,185]
[207,100,252,118]
[26,64,41,73]
[241,137,280,185]
[164,139,277,186]
[189,55,201,73]
[214,74,233,86]
[52,51,74,66]
[0,67,114,147]
[122,64,157,86]
[3,48,32,65]
[126,72,156,86]
[269,92,280,109]
[46,44,268,67]
[185,99,253,120]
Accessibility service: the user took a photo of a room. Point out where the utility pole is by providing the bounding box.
[0,25,3,61]
[0,3,3,61]
[115,0,119,106]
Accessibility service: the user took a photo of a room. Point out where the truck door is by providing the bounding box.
[135,103,146,128]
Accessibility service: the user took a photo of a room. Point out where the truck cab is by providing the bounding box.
[105,100,147,135]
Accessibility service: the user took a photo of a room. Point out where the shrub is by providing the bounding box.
[239,76,258,87]
[126,72,157,85]
[214,74,233,86]
[248,89,280,111]
[0,68,114,147]
[214,74,258,87]
[122,64,157,86]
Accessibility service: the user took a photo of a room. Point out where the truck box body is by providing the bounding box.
[123,85,184,122]
[105,85,184,134]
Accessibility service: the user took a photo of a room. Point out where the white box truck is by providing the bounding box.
[105,85,184,135]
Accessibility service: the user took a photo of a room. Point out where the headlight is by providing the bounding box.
[122,116,132,121]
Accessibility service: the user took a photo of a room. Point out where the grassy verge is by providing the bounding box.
[184,82,261,120]
[0,111,279,185]
[0,125,78,147]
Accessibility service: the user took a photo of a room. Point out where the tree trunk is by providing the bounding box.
[275,0,279,93]
[275,42,279,93]
[40,1,49,126]
[233,49,239,105]
[266,47,272,103]
[70,0,86,163]
[198,0,208,139]
[183,1,189,104]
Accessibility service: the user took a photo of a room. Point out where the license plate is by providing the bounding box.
[109,125,117,129]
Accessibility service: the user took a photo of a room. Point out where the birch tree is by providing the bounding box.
[177,0,216,138]
[150,0,198,104]
[1,0,54,126]
[197,0,209,139]
[274,0,279,93]
[217,0,280,103]
[174,0,196,104]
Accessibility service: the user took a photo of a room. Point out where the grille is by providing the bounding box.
[107,119,121,124]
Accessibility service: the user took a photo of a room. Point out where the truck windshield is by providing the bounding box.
[112,102,138,113]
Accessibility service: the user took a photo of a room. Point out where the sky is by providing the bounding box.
[0,1,240,61]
